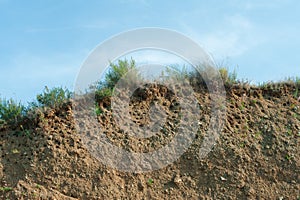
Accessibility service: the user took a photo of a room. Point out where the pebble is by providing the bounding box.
[174,174,182,186]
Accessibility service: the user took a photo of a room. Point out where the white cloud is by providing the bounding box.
[181,14,265,60]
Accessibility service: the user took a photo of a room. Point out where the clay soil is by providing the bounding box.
[0,83,299,199]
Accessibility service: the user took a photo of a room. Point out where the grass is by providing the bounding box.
[259,76,300,91]
[239,102,246,111]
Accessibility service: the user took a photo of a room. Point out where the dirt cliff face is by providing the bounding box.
[0,83,299,199]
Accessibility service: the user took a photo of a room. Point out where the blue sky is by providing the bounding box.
[1,0,300,103]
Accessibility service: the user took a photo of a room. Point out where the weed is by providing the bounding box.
[93,59,139,103]
[99,59,138,90]
[294,87,299,99]
[34,86,72,108]
[147,178,154,186]
[0,187,13,192]
[290,104,298,111]
[94,105,103,116]
[19,125,31,137]
[0,119,5,128]
[292,112,299,120]
[239,141,246,148]
[250,99,257,106]
[239,102,245,111]
[254,131,262,139]
[0,98,25,126]
[32,192,37,197]
[219,67,238,85]
[165,65,190,81]
[161,126,167,134]
[227,99,234,104]
[286,127,292,136]
[95,88,113,102]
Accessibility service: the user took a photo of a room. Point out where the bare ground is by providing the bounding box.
[0,83,299,199]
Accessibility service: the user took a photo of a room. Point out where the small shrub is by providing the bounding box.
[165,65,190,81]
[0,98,25,126]
[219,67,237,85]
[187,66,238,88]
[95,88,113,102]
[101,59,137,90]
[190,75,207,88]
[94,59,139,102]
[34,86,72,108]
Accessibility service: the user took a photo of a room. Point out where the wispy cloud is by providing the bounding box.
[181,14,265,59]
[121,50,188,66]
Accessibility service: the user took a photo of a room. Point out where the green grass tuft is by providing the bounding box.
[0,98,25,127]
[33,86,72,108]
